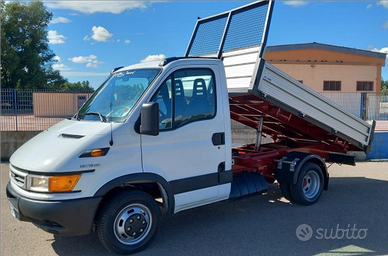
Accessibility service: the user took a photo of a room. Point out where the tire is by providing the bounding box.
[290,163,324,206]
[97,190,161,255]
[279,182,295,203]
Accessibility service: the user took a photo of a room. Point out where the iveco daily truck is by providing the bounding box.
[6,1,375,254]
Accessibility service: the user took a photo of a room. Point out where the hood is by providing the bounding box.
[10,119,112,172]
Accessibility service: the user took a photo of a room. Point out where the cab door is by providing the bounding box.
[141,66,229,213]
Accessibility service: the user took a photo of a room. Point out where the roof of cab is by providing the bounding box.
[116,60,161,73]
[114,57,220,73]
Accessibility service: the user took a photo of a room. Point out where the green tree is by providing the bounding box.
[1,1,65,89]
[62,81,95,92]
[382,78,388,94]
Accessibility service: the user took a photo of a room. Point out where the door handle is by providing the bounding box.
[212,132,225,146]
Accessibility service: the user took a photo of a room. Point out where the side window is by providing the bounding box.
[152,68,216,131]
[151,77,173,130]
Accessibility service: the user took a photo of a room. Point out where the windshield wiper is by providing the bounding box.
[83,112,107,122]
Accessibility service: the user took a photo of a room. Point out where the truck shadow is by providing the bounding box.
[51,176,388,256]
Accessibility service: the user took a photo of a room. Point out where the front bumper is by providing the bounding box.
[6,181,102,236]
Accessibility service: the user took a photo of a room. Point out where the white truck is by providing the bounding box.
[6,1,375,255]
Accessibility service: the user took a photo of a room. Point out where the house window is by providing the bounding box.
[323,81,341,91]
[357,81,373,91]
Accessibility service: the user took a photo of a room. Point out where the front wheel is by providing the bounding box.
[290,163,324,205]
[97,190,161,255]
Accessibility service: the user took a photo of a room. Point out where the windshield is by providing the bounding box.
[76,68,161,122]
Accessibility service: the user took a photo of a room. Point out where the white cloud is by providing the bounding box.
[370,46,388,58]
[86,60,104,68]
[366,45,375,51]
[51,17,72,24]
[366,4,373,9]
[140,54,166,63]
[69,55,98,63]
[52,56,72,71]
[53,56,62,62]
[377,1,388,9]
[69,55,104,68]
[117,39,121,43]
[48,30,66,44]
[86,63,98,68]
[86,26,113,42]
[125,39,131,44]
[383,19,388,29]
[283,1,308,7]
[45,2,148,14]
[52,63,72,71]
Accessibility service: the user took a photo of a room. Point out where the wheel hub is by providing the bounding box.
[124,214,148,238]
[114,204,152,245]
[302,171,320,199]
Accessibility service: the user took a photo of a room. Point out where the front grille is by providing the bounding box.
[10,165,28,188]
[12,172,25,185]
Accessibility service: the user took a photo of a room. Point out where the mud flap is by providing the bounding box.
[229,172,268,199]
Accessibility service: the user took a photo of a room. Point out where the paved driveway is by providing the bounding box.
[1,162,388,256]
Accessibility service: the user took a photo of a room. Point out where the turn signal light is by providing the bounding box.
[49,175,81,192]
[79,148,110,158]
[91,149,104,157]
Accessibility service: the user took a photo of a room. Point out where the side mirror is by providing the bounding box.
[140,102,159,136]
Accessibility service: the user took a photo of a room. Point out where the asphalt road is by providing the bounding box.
[1,162,388,256]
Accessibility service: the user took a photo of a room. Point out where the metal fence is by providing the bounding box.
[321,92,362,118]
[366,93,388,120]
[321,92,388,121]
[1,89,93,131]
[1,89,387,132]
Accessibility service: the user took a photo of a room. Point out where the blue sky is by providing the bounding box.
[45,0,388,89]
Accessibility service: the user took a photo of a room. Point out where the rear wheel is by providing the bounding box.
[290,163,324,205]
[97,190,161,255]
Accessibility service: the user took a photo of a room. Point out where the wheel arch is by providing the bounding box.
[94,173,175,216]
[275,152,329,191]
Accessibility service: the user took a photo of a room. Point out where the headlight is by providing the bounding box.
[28,176,49,192]
[27,174,81,192]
